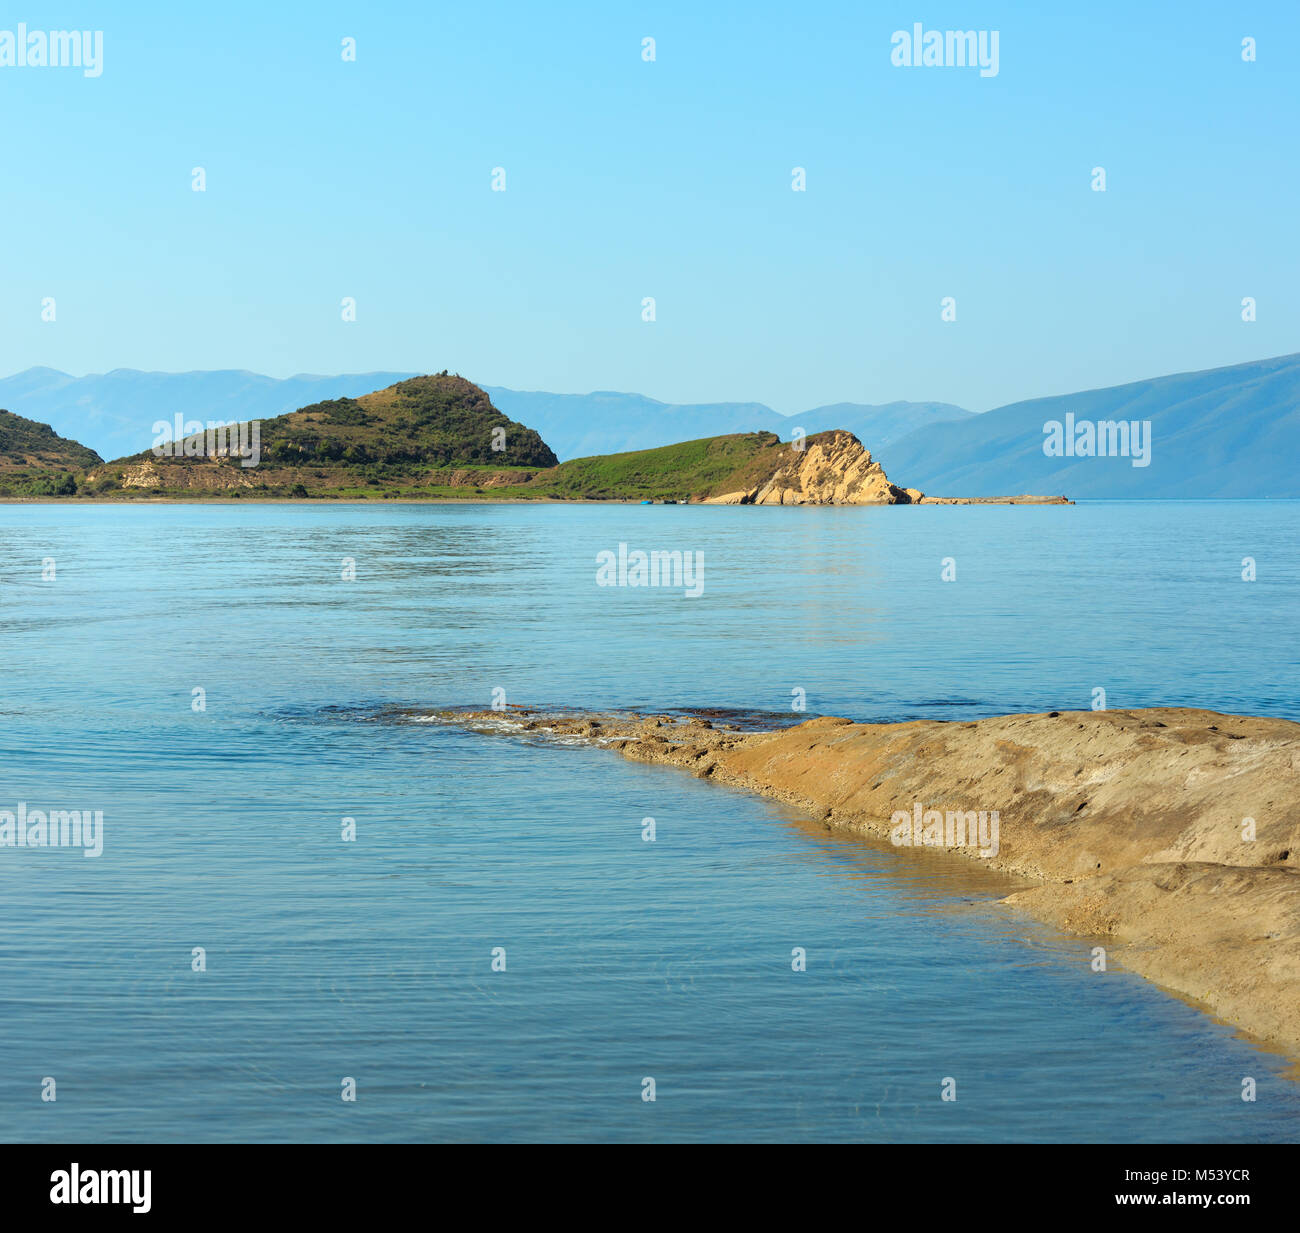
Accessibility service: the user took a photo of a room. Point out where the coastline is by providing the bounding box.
[0,493,1072,506]
[440,705,1300,1066]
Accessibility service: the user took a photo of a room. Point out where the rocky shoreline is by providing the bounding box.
[439,705,1300,1065]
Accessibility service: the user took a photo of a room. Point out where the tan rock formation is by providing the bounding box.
[438,468,541,489]
[703,430,917,505]
[92,459,258,491]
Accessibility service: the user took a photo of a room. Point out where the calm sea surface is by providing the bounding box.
[0,499,1296,1142]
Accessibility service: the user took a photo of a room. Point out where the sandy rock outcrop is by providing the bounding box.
[92,459,258,490]
[704,430,918,505]
[439,468,541,489]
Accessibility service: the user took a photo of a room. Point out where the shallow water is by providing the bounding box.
[0,500,1296,1141]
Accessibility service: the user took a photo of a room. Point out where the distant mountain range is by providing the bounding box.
[876,352,1300,499]
[480,388,972,459]
[789,401,974,445]
[2,352,1298,498]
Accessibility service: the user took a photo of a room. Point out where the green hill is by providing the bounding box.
[524,432,787,501]
[0,408,102,496]
[88,374,559,496]
[257,375,557,469]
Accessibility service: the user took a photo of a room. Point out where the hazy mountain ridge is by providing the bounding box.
[482,387,972,459]
[480,387,783,459]
[789,401,973,443]
[877,353,1300,499]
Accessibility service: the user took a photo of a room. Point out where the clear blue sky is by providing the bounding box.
[1,1,1296,412]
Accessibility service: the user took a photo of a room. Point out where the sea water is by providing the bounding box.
[0,499,1296,1141]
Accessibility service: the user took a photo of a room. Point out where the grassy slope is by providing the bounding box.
[0,408,103,495]
[257,434,783,502]
[520,432,783,501]
[0,408,102,468]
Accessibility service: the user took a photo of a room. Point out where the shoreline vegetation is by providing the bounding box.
[439,704,1300,1067]
[0,375,1070,505]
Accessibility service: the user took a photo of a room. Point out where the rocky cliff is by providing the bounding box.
[702,430,922,505]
